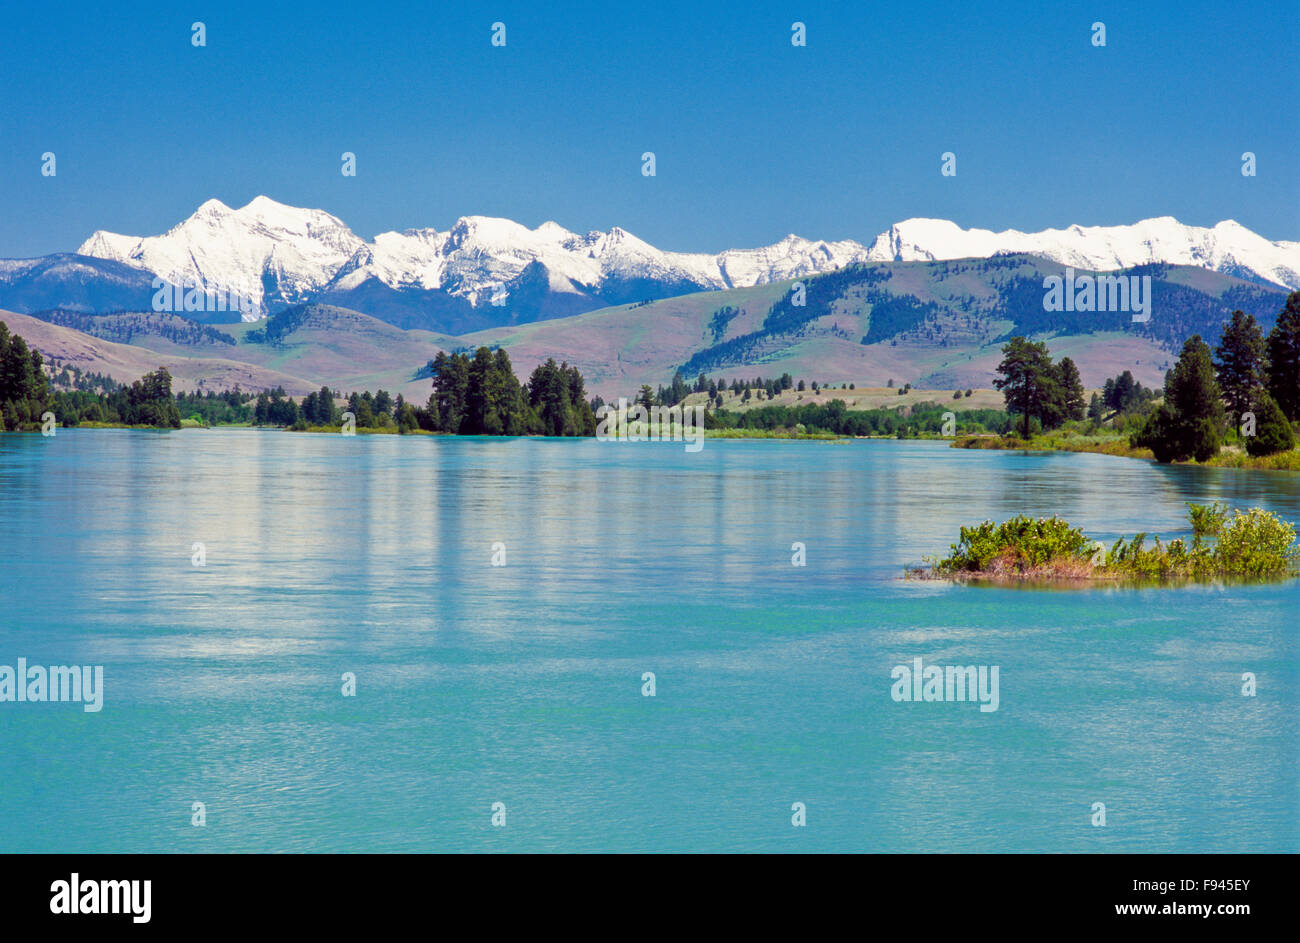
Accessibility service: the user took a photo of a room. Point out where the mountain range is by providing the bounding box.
[5,253,1289,402]
[0,197,1295,335]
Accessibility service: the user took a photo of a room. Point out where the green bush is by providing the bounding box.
[938,515,1092,572]
[1245,393,1296,457]
[1213,507,1298,577]
[929,502,1297,583]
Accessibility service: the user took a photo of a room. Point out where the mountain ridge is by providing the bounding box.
[52,198,1298,332]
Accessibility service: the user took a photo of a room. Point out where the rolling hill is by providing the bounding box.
[4,255,1291,403]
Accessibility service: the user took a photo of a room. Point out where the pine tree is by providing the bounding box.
[994,337,1058,437]
[1214,309,1267,426]
[1265,291,1300,421]
[1055,357,1086,422]
[1133,335,1224,462]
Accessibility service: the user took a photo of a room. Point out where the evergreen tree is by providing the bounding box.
[1245,391,1295,457]
[1214,309,1267,426]
[1133,336,1224,462]
[1055,356,1086,422]
[430,351,470,433]
[0,322,51,429]
[993,337,1058,437]
[1265,291,1300,421]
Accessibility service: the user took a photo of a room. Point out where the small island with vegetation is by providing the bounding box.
[910,502,1299,586]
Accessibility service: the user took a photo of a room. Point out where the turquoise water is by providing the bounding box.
[0,429,1296,852]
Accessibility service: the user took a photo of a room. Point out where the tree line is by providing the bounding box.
[991,291,1300,461]
[49,367,181,428]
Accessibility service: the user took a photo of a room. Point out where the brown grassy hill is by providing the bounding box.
[0,309,317,394]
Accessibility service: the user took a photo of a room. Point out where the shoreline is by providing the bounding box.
[952,434,1300,472]
[8,425,1300,469]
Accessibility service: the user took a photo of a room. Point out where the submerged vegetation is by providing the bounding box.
[916,502,1299,585]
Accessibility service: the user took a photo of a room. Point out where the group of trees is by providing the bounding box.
[641,371,877,411]
[0,321,53,430]
[1088,370,1158,420]
[645,371,802,408]
[176,389,255,425]
[992,338,1087,437]
[253,388,305,427]
[52,368,181,428]
[708,400,1010,437]
[246,387,420,431]
[1133,295,1300,461]
[991,292,1300,462]
[427,348,595,436]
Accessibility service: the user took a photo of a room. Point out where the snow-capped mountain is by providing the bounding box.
[54,197,1300,327]
[867,217,1300,292]
[75,197,881,321]
[77,197,368,317]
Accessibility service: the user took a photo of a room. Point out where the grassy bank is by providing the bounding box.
[953,432,1300,471]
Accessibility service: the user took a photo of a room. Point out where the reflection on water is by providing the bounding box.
[0,430,1296,851]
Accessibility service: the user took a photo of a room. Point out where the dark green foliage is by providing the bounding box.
[1100,370,1156,415]
[1055,357,1086,422]
[1132,335,1224,462]
[244,305,315,345]
[708,306,741,343]
[1001,266,1285,351]
[708,400,1010,437]
[0,320,53,430]
[300,387,339,426]
[174,388,255,425]
[109,368,182,428]
[29,309,236,347]
[859,294,944,345]
[993,337,1059,437]
[1265,291,1300,421]
[682,266,893,373]
[427,348,594,436]
[255,387,301,426]
[1214,309,1267,425]
[1245,392,1295,457]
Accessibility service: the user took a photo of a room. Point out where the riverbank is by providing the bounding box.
[953,433,1300,471]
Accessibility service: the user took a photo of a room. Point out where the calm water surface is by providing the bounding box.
[1,429,1296,852]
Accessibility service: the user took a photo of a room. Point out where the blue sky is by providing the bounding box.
[1,0,1296,256]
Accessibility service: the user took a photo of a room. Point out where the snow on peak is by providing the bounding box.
[74,198,1300,322]
[866,216,1300,289]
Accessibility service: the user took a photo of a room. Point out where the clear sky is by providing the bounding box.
[1,0,1296,256]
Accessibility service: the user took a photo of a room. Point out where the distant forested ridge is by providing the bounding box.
[26,309,236,347]
[682,256,1289,378]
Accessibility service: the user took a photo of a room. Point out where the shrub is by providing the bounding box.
[928,503,1297,583]
[1245,393,1296,457]
[937,515,1092,573]
[1213,508,1298,577]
